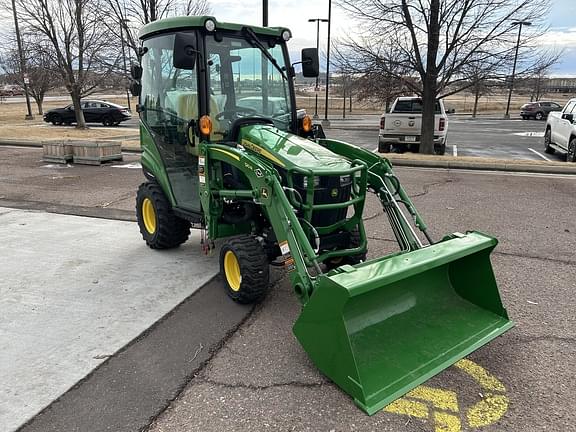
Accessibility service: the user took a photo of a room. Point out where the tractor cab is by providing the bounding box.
[133,17,318,214]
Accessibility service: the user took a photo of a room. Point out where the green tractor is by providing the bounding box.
[131,16,513,415]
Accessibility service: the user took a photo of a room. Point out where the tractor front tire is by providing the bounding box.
[136,181,190,249]
[220,236,269,304]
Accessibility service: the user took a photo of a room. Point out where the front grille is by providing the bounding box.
[293,174,352,227]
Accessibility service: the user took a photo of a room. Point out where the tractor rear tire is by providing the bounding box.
[220,236,270,304]
[136,181,190,249]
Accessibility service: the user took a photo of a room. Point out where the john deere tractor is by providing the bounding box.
[131,16,513,415]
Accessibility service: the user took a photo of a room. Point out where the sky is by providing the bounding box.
[1,0,575,76]
[209,0,576,77]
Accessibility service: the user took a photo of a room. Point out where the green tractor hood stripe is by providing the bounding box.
[239,125,352,172]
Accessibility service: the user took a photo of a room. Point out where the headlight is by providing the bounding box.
[340,175,351,185]
[303,176,320,188]
[281,30,292,41]
[204,19,216,32]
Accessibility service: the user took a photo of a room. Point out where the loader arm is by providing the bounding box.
[199,142,328,303]
[318,138,431,251]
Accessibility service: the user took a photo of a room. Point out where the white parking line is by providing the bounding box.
[528,148,551,161]
[452,145,458,157]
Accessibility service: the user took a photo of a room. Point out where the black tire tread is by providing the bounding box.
[220,236,269,304]
[136,181,190,249]
[568,138,576,163]
[378,141,391,153]
[544,128,555,154]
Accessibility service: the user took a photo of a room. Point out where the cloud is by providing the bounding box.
[539,27,576,48]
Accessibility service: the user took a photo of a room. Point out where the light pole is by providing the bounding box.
[322,0,332,127]
[120,18,131,111]
[504,20,531,119]
[308,18,328,119]
[11,0,33,120]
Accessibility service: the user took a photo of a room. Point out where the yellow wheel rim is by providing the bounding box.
[142,198,157,234]
[224,251,241,292]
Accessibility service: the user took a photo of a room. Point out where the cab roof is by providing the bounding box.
[139,16,289,40]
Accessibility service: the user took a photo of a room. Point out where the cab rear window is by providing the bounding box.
[393,99,441,114]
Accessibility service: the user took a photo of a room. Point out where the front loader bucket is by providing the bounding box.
[293,231,513,415]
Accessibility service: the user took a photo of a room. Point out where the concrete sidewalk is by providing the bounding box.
[0,208,218,432]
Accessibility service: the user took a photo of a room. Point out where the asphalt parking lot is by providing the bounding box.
[60,113,565,163]
[1,146,575,432]
[323,115,565,162]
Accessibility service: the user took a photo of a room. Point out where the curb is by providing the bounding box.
[0,139,142,154]
[2,138,575,175]
[385,156,576,175]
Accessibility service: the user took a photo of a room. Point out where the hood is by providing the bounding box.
[238,125,351,172]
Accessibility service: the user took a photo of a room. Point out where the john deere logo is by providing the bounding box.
[330,188,338,198]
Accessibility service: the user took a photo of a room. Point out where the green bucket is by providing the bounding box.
[293,231,513,415]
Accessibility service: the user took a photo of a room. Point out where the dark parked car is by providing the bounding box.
[520,101,562,120]
[43,100,131,126]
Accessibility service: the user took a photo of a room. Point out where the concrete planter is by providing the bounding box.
[71,140,123,165]
[42,141,74,163]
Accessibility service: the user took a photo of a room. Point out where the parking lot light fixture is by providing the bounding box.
[11,0,33,120]
[308,18,329,119]
[120,18,131,111]
[504,20,532,119]
[321,0,332,127]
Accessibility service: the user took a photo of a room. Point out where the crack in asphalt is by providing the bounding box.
[495,250,576,266]
[409,179,453,198]
[98,191,135,208]
[201,377,327,391]
[367,235,397,243]
[509,335,576,345]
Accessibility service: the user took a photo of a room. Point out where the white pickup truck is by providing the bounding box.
[544,98,576,162]
[378,96,449,155]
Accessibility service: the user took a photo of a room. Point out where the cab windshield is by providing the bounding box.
[206,33,293,139]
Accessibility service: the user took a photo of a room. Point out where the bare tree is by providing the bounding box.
[333,42,414,112]
[521,51,563,101]
[338,0,550,154]
[15,0,119,128]
[105,0,211,61]
[0,44,60,115]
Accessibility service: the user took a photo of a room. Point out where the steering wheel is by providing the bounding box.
[215,107,258,121]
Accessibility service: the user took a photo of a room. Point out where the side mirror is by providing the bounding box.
[447,108,456,114]
[130,64,142,80]
[173,32,197,70]
[562,113,574,123]
[130,81,141,97]
[301,48,319,78]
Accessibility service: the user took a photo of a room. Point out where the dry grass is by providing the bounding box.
[0,95,138,142]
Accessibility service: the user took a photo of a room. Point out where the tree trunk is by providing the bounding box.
[420,76,438,154]
[472,83,480,118]
[32,94,44,115]
[71,88,86,129]
[419,0,440,155]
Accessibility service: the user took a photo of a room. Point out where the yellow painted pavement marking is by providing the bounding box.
[407,385,459,412]
[434,412,462,432]
[467,393,509,428]
[382,359,509,432]
[384,399,429,418]
[454,358,506,392]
